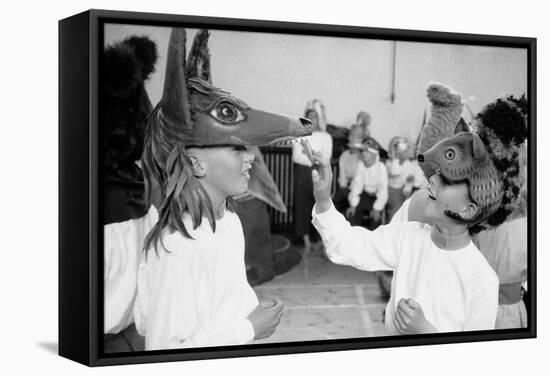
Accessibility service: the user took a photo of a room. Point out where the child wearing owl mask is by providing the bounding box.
[309,98,526,335]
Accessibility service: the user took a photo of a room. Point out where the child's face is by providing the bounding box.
[424,173,473,222]
[196,146,255,198]
[360,150,377,167]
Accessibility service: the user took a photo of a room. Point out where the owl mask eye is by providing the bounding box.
[444,149,456,160]
[210,100,247,124]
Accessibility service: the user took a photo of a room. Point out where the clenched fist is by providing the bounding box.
[393,298,437,334]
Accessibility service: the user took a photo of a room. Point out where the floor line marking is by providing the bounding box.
[255,284,379,290]
[355,285,374,334]
[306,327,333,340]
[282,303,386,310]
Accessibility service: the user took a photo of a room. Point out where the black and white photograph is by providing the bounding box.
[96,16,533,359]
[5,0,549,375]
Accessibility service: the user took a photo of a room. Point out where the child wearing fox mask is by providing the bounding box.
[392,96,529,329]
[309,97,525,334]
[134,28,313,349]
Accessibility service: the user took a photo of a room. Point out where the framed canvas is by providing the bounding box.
[59,9,536,367]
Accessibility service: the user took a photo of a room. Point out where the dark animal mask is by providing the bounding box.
[102,36,158,225]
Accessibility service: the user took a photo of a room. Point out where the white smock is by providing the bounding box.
[312,203,498,334]
[104,206,158,334]
[134,210,258,350]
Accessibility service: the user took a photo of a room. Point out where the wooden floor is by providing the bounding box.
[253,247,391,344]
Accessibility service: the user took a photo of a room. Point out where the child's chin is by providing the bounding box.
[424,203,439,219]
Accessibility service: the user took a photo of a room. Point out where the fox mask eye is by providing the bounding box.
[444,149,456,160]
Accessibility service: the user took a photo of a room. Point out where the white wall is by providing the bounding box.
[105,24,526,149]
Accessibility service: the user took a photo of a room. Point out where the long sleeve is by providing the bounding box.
[312,202,402,271]
[372,163,388,212]
[464,275,499,331]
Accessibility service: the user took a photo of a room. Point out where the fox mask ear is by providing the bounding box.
[472,132,489,161]
[454,117,470,134]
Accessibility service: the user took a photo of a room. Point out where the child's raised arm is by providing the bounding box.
[311,152,333,214]
[311,156,403,271]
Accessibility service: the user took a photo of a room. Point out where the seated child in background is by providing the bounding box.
[346,137,388,229]
[333,124,365,214]
[309,122,524,334]
[355,110,389,161]
[385,136,415,221]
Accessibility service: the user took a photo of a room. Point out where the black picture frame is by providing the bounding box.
[59,8,537,367]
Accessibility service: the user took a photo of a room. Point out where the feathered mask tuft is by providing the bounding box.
[416,82,468,177]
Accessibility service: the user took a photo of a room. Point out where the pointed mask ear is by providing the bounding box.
[186,29,211,83]
[454,117,470,134]
[472,132,489,160]
[161,28,193,130]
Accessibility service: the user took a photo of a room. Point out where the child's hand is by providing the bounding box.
[394,298,437,334]
[311,152,333,214]
[248,298,284,340]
